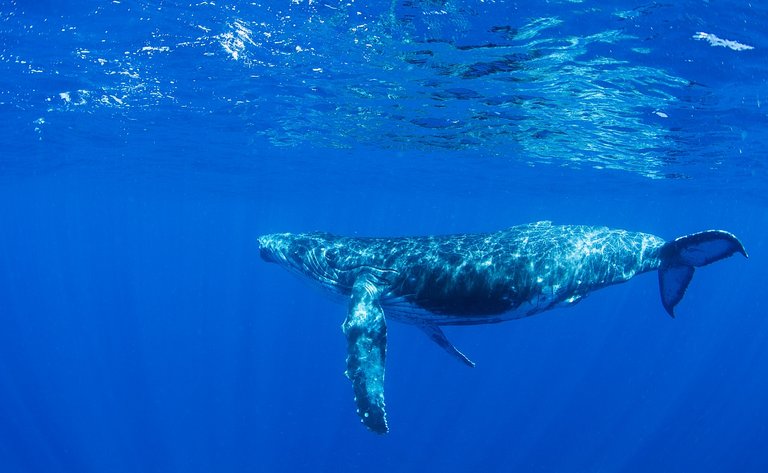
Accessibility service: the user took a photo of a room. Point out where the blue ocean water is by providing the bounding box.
[1,1,767,471]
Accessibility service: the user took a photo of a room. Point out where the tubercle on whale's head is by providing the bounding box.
[258,233,286,264]
[258,233,300,266]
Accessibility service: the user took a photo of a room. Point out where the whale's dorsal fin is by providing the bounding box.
[342,276,388,434]
[418,324,475,368]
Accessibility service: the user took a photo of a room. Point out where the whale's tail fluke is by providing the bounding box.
[658,230,748,317]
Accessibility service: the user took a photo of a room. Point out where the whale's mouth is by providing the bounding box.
[258,233,347,298]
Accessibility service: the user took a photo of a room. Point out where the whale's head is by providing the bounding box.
[259,232,344,295]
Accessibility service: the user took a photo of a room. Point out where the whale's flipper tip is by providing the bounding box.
[659,230,747,316]
[418,323,476,367]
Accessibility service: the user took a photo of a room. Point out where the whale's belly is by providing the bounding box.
[382,280,584,326]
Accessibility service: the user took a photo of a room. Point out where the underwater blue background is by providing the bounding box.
[1,1,767,472]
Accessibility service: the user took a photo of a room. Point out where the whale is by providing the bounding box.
[258,221,747,434]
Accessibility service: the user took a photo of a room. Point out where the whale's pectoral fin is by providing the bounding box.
[418,324,475,368]
[659,230,747,317]
[341,276,388,434]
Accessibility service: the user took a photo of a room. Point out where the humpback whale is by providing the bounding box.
[258,221,747,434]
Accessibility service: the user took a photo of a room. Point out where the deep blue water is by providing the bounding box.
[1,1,767,472]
